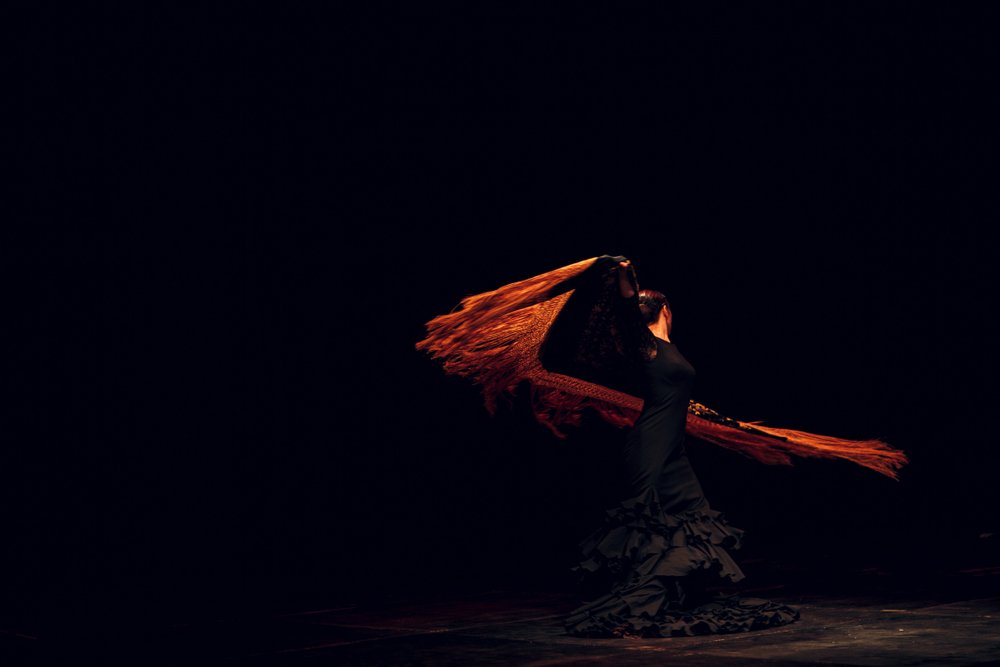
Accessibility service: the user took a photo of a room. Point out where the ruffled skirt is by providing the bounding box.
[563,487,800,638]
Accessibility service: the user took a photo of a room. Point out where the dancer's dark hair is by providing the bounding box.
[638,289,670,325]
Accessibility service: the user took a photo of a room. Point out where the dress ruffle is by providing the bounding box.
[571,487,746,584]
[564,487,800,638]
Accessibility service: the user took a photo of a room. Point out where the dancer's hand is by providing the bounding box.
[618,260,637,298]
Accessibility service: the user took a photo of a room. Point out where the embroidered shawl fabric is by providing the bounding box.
[416,255,907,480]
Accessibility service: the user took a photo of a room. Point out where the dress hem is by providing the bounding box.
[564,487,800,638]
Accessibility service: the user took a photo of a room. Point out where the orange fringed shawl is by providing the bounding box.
[415,255,908,481]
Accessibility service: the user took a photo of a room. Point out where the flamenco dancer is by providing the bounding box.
[416,255,908,639]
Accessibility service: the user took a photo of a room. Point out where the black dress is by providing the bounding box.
[562,324,801,637]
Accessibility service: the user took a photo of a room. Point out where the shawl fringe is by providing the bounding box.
[415,257,599,414]
[685,409,907,480]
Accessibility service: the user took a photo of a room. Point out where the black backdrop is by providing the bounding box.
[9,4,999,631]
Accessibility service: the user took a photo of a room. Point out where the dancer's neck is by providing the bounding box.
[648,322,671,343]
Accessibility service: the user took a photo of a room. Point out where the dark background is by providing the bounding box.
[9,3,999,636]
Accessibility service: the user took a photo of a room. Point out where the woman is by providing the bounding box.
[416,254,906,639]
[560,260,799,637]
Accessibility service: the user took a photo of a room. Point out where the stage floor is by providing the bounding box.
[179,561,1000,665]
[6,560,1000,665]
